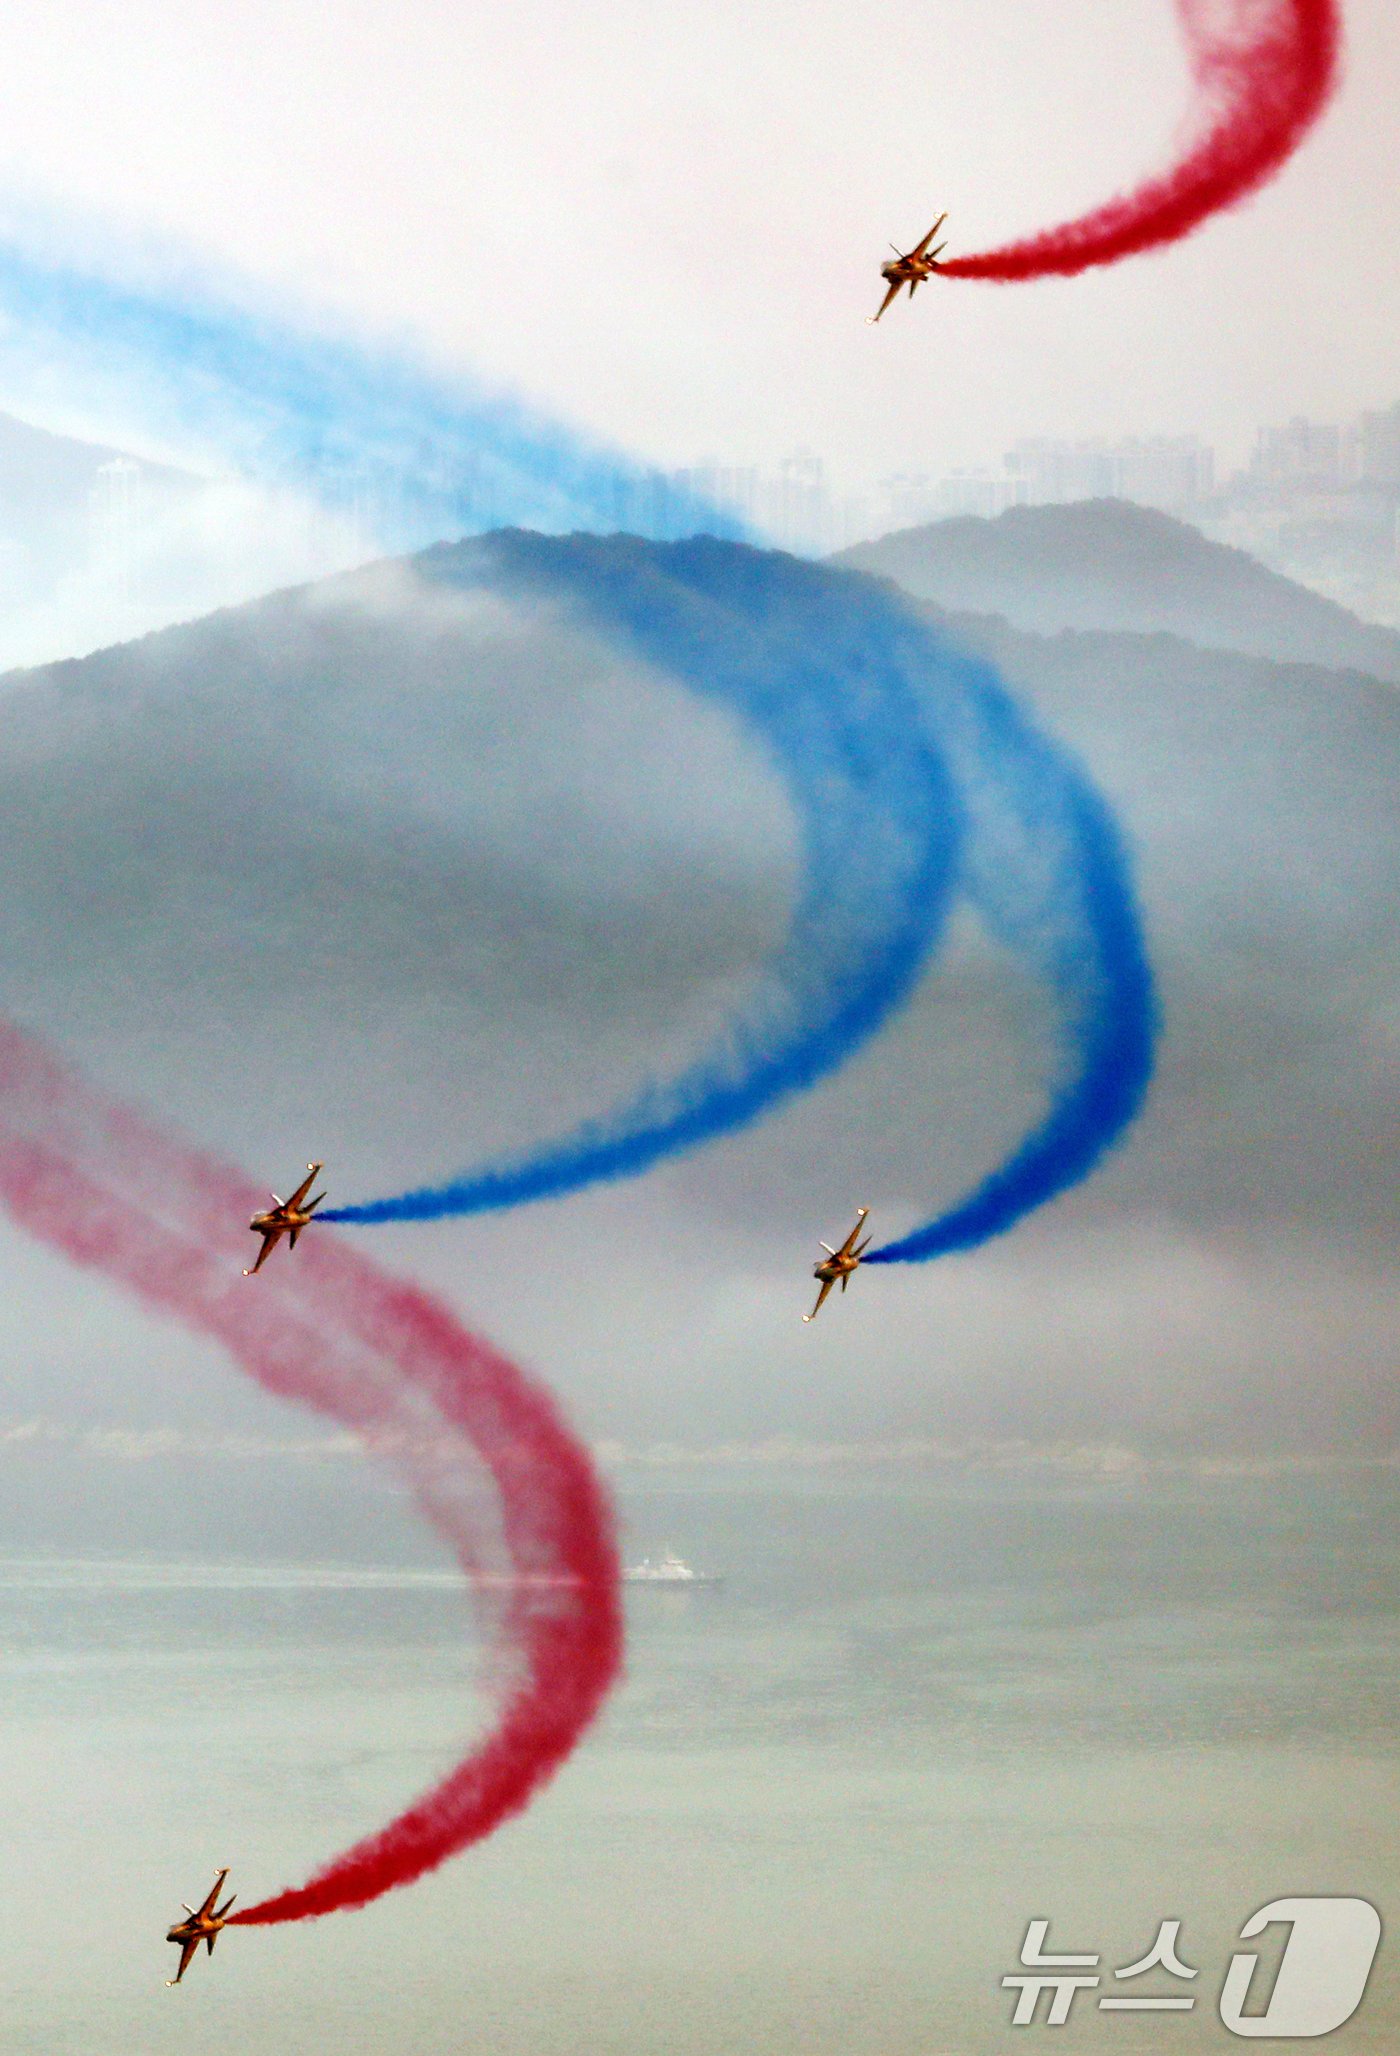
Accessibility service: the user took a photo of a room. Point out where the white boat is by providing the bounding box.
[622,1549,723,1587]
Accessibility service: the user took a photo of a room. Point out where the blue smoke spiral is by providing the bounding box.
[0,228,1155,1260]
[319,531,1156,1252]
[319,529,963,1223]
[865,652,1157,1263]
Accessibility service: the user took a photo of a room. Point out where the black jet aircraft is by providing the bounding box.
[868,215,948,322]
[245,1162,326,1275]
[803,1207,872,1322]
[166,1869,236,1985]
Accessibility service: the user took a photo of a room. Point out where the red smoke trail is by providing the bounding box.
[0,1020,622,1922]
[940,0,1340,282]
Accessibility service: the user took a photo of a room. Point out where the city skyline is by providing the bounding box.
[47,386,1400,661]
[653,396,1400,623]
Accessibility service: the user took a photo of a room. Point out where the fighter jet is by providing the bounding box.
[165,1868,236,1985]
[244,1162,325,1275]
[803,1207,872,1322]
[868,215,948,323]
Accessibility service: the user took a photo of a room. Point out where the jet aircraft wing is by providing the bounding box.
[195,1870,230,1918]
[169,1937,201,1986]
[245,1231,277,1276]
[868,278,904,324]
[284,1164,322,1212]
[804,1275,836,1323]
[836,1208,870,1259]
[911,213,947,257]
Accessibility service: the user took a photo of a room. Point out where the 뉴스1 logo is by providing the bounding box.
[1002,1898,1381,2037]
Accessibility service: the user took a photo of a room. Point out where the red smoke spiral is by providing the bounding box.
[0,1021,622,1922]
[941,0,1341,281]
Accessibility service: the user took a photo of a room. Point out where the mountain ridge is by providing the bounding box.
[0,529,1393,1450]
[834,497,1400,684]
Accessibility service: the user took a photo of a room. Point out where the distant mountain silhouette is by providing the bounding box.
[0,409,200,631]
[836,498,1400,682]
[0,530,1394,1451]
[0,408,192,531]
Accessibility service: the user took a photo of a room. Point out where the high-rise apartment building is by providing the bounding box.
[89,458,143,604]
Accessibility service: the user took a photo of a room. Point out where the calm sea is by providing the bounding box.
[1,1463,1396,2053]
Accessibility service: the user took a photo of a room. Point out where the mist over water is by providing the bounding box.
[2,1461,1397,2054]
[0,11,1388,2050]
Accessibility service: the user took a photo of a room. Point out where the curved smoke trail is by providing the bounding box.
[0,157,1159,1269]
[0,229,738,545]
[941,0,1340,282]
[0,7,1341,500]
[0,1021,621,1920]
[320,531,961,1227]
[0,0,1221,1932]
[865,673,1157,1264]
[319,532,1157,1263]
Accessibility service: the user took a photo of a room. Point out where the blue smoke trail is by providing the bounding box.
[320,529,963,1222]
[0,228,740,544]
[0,222,1156,1256]
[320,533,1156,1245]
[865,661,1157,1264]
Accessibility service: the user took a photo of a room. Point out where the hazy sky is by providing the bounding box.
[0,0,1395,486]
[0,22,1395,2039]
[0,551,1392,1465]
[0,4,1392,1472]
